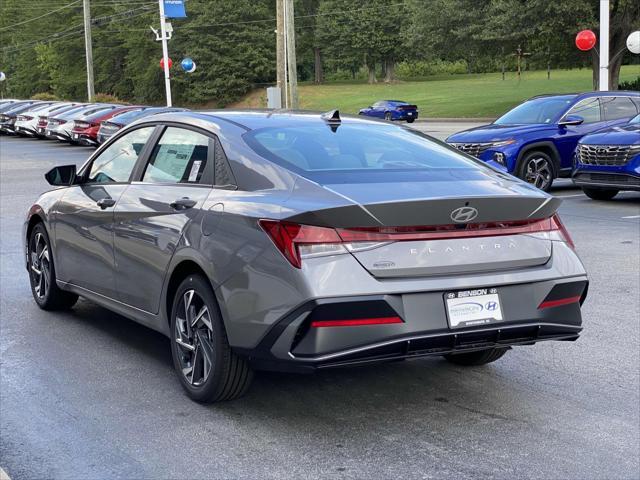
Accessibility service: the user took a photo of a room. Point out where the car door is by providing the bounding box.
[53,126,157,298]
[112,125,214,313]
[373,101,387,118]
[555,97,607,169]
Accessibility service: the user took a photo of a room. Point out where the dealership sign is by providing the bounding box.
[163,0,186,18]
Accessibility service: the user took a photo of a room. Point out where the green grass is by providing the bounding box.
[254,66,639,118]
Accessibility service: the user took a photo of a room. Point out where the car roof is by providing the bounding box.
[528,91,640,101]
[146,109,398,132]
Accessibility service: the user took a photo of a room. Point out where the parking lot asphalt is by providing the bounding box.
[1,127,639,480]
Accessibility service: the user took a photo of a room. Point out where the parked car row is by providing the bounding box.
[445,91,640,199]
[0,99,186,147]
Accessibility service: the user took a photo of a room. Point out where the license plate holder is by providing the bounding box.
[444,288,503,329]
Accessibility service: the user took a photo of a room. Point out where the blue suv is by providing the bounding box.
[446,92,640,191]
[572,113,640,200]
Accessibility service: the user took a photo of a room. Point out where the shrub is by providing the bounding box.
[619,77,640,92]
[395,59,469,79]
[92,93,126,104]
[30,92,59,101]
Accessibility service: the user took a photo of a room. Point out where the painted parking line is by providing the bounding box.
[621,215,640,219]
[0,467,11,480]
[554,194,585,198]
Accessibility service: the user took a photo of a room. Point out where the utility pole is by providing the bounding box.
[158,0,172,106]
[83,0,95,102]
[284,0,298,109]
[276,0,286,108]
[599,0,610,91]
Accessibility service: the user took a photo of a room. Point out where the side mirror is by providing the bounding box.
[45,164,77,186]
[558,115,584,127]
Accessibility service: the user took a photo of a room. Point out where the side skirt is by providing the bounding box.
[57,280,170,336]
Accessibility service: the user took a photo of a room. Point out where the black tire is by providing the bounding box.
[581,187,619,200]
[406,118,415,123]
[170,274,253,402]
[384,112,392,121]
[517,151,555,192]
[27,223,78,311]
[443,348,508,366]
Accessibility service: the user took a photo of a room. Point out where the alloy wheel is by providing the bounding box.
[174,289,215,387]
[30,232,51,299]
[524,157,552,190]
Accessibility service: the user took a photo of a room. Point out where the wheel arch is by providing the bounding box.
[516,141,561,178]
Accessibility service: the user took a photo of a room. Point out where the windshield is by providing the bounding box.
[495,95,576,125]
[244,123,484,182]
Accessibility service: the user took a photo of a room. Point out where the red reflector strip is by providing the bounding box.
[311,316,403,328]
[538,296,581,309]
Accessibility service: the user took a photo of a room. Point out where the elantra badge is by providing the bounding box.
[450,206,478,223]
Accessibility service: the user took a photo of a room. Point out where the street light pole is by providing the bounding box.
[158,0,172,106]
[83,0,95,102]
[599,0,610,91]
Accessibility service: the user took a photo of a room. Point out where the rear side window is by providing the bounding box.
[602,97,638,121]
[565,97,601,123]
[142,127,210,184]
[244,123,482,183]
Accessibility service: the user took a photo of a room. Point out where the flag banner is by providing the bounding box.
[163,0,186,18]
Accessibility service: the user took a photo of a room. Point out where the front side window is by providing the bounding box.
[86,127,155,183]
[565,97,601,123]
[602,97,638,121]
[142,127,210,184]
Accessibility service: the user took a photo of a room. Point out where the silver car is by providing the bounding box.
[25,111,588,402]
[45,104,115,142]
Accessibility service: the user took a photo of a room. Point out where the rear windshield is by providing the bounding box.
[243,123,482,182]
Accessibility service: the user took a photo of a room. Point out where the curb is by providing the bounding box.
[414,117,495,123]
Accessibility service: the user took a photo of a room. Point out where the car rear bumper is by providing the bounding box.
[71,131,98,145]
[235,277,588,372]
[14,125,37,136]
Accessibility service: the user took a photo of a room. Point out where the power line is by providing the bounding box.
[0,0,81,32]
[1,5,155,53]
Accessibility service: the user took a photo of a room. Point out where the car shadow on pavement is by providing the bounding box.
[64,297,528,422]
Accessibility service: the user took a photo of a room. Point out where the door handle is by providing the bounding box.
[170,197,197,210]
[96,198,116,209]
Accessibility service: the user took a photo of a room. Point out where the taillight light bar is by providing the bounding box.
[259,213,574,269]
[311,316,403,328]
[538,296,581,309]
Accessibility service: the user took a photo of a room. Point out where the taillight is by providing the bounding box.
[259,220,346,269]
[74,121,90,129]
[549,213,575,249]
[17,115,33,121]
[259,213,575,268]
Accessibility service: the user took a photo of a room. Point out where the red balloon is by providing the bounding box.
[160,57,173,70]
[575,30,597,51]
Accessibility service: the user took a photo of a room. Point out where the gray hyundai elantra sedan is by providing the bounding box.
[24,110,588,402]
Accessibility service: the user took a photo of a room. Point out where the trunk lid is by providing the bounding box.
[284,175,560,278]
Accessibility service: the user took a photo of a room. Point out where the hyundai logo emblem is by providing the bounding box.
[485,301,498,311]
[450,206,479,223]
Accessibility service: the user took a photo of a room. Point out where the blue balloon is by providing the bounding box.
[181,58,195,73]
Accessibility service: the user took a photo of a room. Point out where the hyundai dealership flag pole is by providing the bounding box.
[158,0,172,106]
[599,0,610,91]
